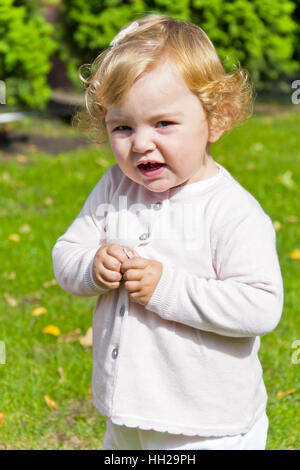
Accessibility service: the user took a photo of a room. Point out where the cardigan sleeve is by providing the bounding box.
[145,211,284,338]
[52,172,111,297]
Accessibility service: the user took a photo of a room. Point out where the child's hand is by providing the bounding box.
[92,243,135,290]
[120,256,163,306]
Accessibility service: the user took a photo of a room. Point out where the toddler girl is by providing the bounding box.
[52,14,284,450]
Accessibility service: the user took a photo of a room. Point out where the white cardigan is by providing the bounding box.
[52,162,284,437]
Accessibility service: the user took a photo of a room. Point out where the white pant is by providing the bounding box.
[102,412,269,450]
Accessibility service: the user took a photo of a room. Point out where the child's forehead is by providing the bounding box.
[128,59,190,98]
[103,54,199,117]
[105,68,203,124]
[136,58,183,83]
[108,70,192,117]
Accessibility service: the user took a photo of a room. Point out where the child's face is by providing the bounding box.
[105,59,223,192]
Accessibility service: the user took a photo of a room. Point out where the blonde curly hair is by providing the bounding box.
[73,14,254,144]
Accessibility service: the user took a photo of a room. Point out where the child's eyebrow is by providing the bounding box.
[105,117,125,125]
[150,112,184,121]
[105,112,184,125]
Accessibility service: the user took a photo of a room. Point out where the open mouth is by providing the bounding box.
[137,161,167,178]
[137,162,166,171]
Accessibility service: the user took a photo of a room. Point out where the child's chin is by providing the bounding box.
[126,171,174,193]
[142,180,173,193]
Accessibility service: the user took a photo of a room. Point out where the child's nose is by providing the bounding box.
[132,128,156,154]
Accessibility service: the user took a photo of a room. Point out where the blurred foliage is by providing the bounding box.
[0,0,299,109]
[292,0,300,61]
[56,0,147,91]
[57,0,299,96]
[190,0,299,94]
[0,0,58,109]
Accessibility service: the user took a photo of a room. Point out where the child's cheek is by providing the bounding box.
[111,138,130,159]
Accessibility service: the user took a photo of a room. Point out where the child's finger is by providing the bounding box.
[122,267,143,282]
[100,265,122,282]
[102,254,121,271]
[92,266,122,290]
[120,257,147,274]
[123,280,141,293]
[106,243,129,263]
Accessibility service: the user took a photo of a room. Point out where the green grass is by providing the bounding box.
[0,111,300,449]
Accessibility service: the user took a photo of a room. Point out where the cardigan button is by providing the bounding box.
[139,232,149,241]
[112,348,118,359]
[153,201,162,210]
[119,305,125,317]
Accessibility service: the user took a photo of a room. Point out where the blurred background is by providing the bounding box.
[0,0,299,450]
[1,0,300,112]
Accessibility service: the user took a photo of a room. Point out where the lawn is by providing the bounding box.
[0,111,299,450]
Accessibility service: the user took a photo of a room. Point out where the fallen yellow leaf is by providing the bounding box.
[32,307,47,317]
[3,272,16,280]
[2,172,10,182]
[273,221,281,231]
[290,249,300,260]
[58,328,81,343]
[42,325,61,336]
[3,293,18,307]
[0,412,6,428]
[95,157,109,167]
[28,144,37,153]
[277,388,296,399]
[251,143,264,151]
[57,367,65,383]
[19,224,31,234]
[43,279,58,288]
[44,394,58,409]
[79,327,93,348]
[8,233,20,243]
[16,154,28,164]
[288,216,299,223]
[276,171,296,190]
[23,292,41,304]
[43,197,53,206]
[246,162,256,170]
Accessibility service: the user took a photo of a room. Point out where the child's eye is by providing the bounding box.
[113,125,131,132]
[156,121,173,128]
[156,121,175,129]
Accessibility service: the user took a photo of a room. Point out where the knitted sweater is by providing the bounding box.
[52,161,284,436]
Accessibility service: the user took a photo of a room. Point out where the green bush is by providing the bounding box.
[292,0,300,64]
[0,0,298,109]
[190,0,299,94]
[57,0,148,92]
[57,0,191,91]
[58,0,299,95]
[0,0,58,110]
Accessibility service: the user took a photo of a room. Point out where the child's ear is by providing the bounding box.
[208,127,224,143]
[208,103,233,143]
